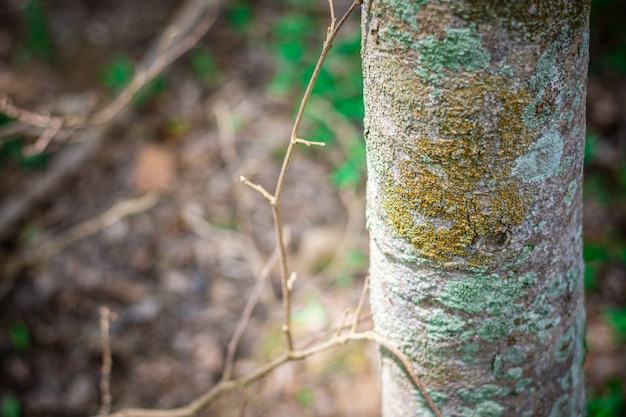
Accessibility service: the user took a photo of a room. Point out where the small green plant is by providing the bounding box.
[226,1,254,35]
[587,380,626,417]
[101,55,134,94]
[16,0,52,62]
[331,141,365,190]
[295,388,314,407]
[190,49,219,86]
[1,394,20,417]
[584,131,599,164]
[604,307,626,341]
[8,322,30,353]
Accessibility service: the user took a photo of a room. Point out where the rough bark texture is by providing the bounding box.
[361,1,590,416]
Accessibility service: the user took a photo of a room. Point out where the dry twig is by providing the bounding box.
[269,0,361,353]
[0,192,159,300]
[221,247,281,382]
[98,307,117,417]
[36,193,159,261]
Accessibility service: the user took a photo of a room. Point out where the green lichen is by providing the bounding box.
[460,401,504,417]
[459,343,480,353]
[556,156,572,177]
[567,264,582,293]
[458,384,510,403]
[502,346,526,363]
[548,394,571,417]
[560,366,573,390]
[547,274,566,297]
[449,1,590,45]
[519,272,538,286]
[506,245,535,268]
[415,27,491,83]
[515,378,533,393]
[534,220,547,233]
[378,0,428,50]
[426,309,467,341]
[491,354,503,376]
[477,318,516,342]
[505,367,523,380]
[512,127,563,182]
[564,180,577,207]
[554,327,575,362]
[440,273,532,315]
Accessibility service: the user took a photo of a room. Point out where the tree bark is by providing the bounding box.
[361,1,590,416]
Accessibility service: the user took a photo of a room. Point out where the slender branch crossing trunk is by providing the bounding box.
[361,1,590,416]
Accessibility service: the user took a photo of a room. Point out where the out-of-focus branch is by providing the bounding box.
[0,193,159,300]
[0,0,220,240]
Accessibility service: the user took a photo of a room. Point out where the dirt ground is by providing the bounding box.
[1,1,625,416]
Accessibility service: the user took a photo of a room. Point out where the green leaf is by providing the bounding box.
[191,49,218,85]
[295,388,314,407]
[20,0,52,61]
[584,264,598,293]
[101,56,134,94]
[584,131,599,164]
[585,174,611,207]
[9,322,30,352]
[1,394,20,417]
[587,380,625,417]
[331,140,365,189]
[604,307,626,341]
[227,2,254,35]
[584,244,611,263]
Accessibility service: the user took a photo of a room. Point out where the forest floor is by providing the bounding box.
[0,1,625,416]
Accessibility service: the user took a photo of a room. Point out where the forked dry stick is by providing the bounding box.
[241,0,361,354]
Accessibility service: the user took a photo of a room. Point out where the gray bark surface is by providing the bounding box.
[361,1,590,416]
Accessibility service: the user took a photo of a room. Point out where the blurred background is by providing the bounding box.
[0,0,624,416]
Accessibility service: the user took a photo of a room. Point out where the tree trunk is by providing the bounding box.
[361,1,590,416]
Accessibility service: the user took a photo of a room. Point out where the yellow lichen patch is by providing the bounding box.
[381,72,538,266]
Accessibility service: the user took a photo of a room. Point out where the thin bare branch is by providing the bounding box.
[239,176,275,204]
[327,0,337,32]
[335,308,350,337]
[222,247,280,382]
[25,119,63,155]
[267,0,361,354]
[98,307,117,417]
[35,193,159,262]
[352,275,369,333]
[293,137,326,147]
